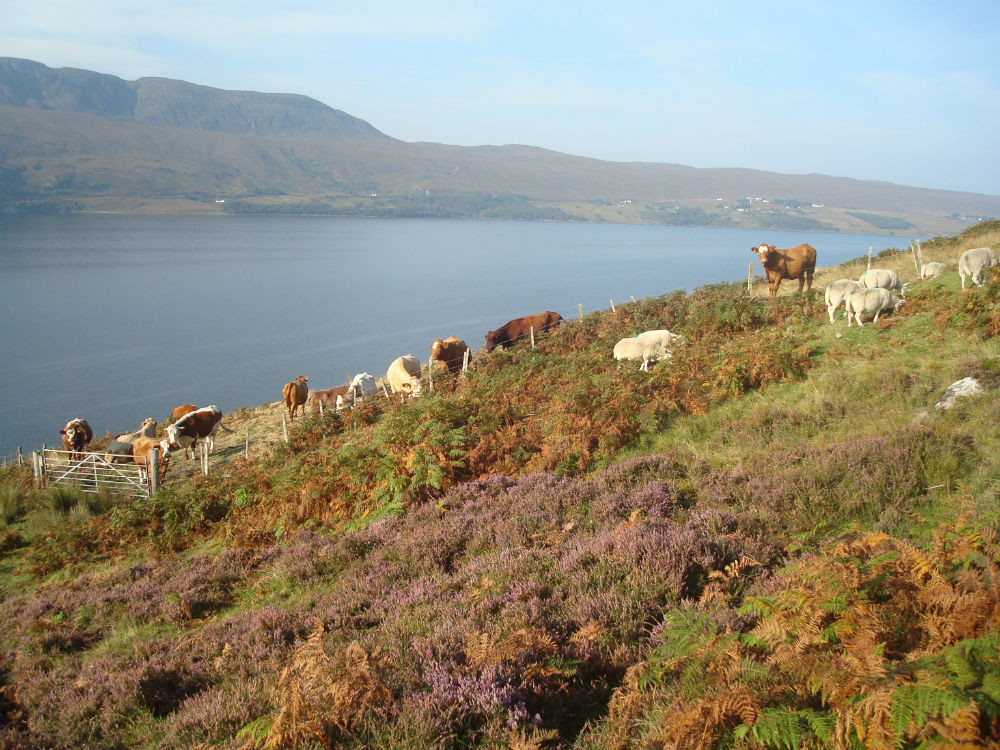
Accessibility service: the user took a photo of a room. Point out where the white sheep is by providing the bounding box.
[919,261,948,280]
[958,247,999,290]
[845,287,904,327]
[824,279,864,324]
[613,329,683,371]
[859,268,905,294]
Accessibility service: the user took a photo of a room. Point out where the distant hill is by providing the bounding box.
[2,57,999,235]
[0,57,384,139]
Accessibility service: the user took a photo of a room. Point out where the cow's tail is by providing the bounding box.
[217,423,236,433]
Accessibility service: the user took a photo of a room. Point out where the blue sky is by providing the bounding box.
[3,0,998,195]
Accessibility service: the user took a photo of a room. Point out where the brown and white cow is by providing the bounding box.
[306,385,351,414]
[751,243,817,299]
[166,405,227,459]
[170,404,198,422]
[429,336,471,375]
[104,418,157,463]
[132,435,171,483]
[282,376,309,421]
[59,418,93,458]
[484,311,563,352]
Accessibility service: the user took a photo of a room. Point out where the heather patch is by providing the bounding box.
[1,461,780,748]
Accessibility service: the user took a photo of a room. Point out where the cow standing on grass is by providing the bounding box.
[104,417,157,463]
[132,435,171,484]
[166,405,229,459]
[752,243,817,299]
[59,418,93,459]
[484,311,563,352]
[430,336,471,375]
[282,376,309,421]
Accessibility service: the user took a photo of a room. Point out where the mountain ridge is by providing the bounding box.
[1,57,998,235]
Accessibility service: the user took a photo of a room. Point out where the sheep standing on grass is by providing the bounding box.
[859,268,907,295]
[824,279,864,324]
[845,287,904,328]
[958,247,999,290]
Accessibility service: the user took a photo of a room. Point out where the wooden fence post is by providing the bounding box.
[910,240,921,276]
[149,447,159,495]
[867,246,873,270]
[610,299,616,314]
[245,428,250,460]
[202,441,209,476]
[282,411,288,444]
[748,261,754,295]
[630,296,636,303]
[578,303,583,321]
[428,358,434,394]
[17,447,22,466]
[530,326,535,348]
[32,451,41,489]
[462,348,470,374]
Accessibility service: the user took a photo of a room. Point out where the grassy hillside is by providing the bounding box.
[1,222,999,749]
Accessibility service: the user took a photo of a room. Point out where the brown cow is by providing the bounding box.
[306,385,351,414]
[484,311,563,352]
[170,404,198,422]
[59,418,93,458]
[166,405,227,459]
[282,376,309,421]
[132,435,170,483]
[430,336,471,375]
[752,243,817,298]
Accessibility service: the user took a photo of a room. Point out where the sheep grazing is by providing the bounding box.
[920,261,948,280]
[824,279,864,324]
[613,329,684,371]
[859,268,905,294]
[958,247,999,290]
[845,288,904,328]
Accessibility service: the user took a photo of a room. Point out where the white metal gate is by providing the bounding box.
[34,449,155,498]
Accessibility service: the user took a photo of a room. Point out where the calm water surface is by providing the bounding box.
[0,214,903,456]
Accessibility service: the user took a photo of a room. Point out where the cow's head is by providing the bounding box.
[752,244,775,264]
[165,423,183,449]
[483,330,500,352]
[430,338,444,359]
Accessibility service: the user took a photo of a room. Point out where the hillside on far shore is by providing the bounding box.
[2,57,1000,236]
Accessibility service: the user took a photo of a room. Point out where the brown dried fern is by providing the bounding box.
[265,620,393,750]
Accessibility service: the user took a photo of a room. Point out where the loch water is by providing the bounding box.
[0,214,903,456]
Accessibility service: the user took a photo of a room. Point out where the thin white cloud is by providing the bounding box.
[5,1,492,42]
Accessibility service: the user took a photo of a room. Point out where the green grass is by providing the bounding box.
[1,221,999,749]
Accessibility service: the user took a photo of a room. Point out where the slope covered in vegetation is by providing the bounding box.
[1,221,999,749]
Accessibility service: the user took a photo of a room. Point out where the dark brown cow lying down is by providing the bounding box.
[484,311,563,352]
[752,243,817,298]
